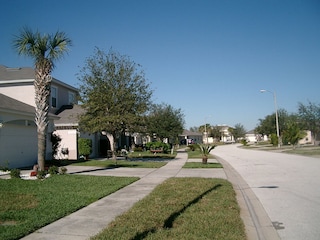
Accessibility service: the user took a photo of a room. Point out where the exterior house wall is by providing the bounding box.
[53,130,99,160]
[179,130,203,145]
[54,129,78,159]
[0,65,80,166]
[299,130,312,145]
[219,125,235,143]
[0,83,35,107]
[246,134,257,142]
[50,80,77,114]
[0,112,37,169]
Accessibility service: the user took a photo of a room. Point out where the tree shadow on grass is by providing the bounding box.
[68,164,140,174]
[131,183,222,240]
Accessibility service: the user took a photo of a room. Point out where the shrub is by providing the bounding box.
[59,166,68,174]
[133,146,143,152]
[10,169,21,179]
[240,139,248,146]
[78,138,92,158]
[48,165,59,175]
[188,144,196,151]
[37,170,47,179]
[270,133,278,146]
[146,141,170,153]
[0,160,10,171]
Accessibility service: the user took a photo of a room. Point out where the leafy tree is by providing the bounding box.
[230,123,246,142]
[146,103,184,143]
[255,109,288,137]
[282,121,306,148]
[189,126,199,132]
[198,124,211,134]
[210,125,222,140]
[13,27,72,170]
[78,48,153,159]
[298,101,320,145]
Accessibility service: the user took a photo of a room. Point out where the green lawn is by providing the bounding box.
[0,175,138,240]
[186,148,215,159]
[70,159,167,168]
[183,162,223,168]
[128,151,177,159]
[92,178,246,240]
[283,147,320,157]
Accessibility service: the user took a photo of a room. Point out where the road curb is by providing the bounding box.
[216,156,281,240]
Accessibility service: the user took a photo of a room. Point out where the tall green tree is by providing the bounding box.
[210,125,223,140]
[282,121,306,148]
[298,101,320,145]
[255,109,288,136]
[78,48,153,159]
[13,27,72,170]
[229,123,246,142]
[146,103,185,143]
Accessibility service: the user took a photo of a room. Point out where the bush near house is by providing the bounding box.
[78,138,92,158]
[145,141,170,153]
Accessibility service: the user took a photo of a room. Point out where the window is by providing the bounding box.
[51,86,57,108]
[68,92,75,104]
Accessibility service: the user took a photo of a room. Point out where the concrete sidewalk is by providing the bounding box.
[21,150,226,240]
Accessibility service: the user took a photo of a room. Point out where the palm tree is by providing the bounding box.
[13,27,72,171]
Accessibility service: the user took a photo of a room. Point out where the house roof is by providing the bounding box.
[54,105,85,126]
[246,129,256,134]
[0,93,35,115]
[0,65,78,92]
[0,65,35,80]
[180,129,202,136]
[0,93,59,119]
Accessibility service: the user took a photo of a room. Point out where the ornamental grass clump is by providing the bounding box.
[197,144,216,164]
[10,169,21,179]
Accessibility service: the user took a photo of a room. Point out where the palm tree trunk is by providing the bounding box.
[37,130,46,170]
[34,60,52,171]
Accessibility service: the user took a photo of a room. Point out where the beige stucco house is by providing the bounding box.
[179,129,203,145]
[0,65,82,168]
[0,93,58,168]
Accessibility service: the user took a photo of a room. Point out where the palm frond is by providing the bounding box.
[197,143,216,156]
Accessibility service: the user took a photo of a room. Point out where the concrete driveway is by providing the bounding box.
[213,144,320,240]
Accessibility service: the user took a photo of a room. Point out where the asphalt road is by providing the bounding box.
[213,144,320,240]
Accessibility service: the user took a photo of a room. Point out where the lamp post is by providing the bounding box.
[260,89,280,148]
[204,123,207,144]
[204,116,210,144]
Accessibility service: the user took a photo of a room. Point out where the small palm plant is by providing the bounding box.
[197,144,216,164]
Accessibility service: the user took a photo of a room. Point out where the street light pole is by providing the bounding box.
[204,116,211,144]
[260,89,280,148]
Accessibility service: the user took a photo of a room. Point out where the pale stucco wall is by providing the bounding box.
[0,85,35,107]
[54,129,78,160]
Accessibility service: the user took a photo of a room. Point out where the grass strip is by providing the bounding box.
[0,175,138,240]
[128,151,177,159]
[71,159,167,168]
[183,162,223,168]
[284,148,320,157]
[92,178,246,240]
[186,149,215,159]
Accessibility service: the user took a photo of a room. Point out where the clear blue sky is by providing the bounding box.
[1,0,319,131]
